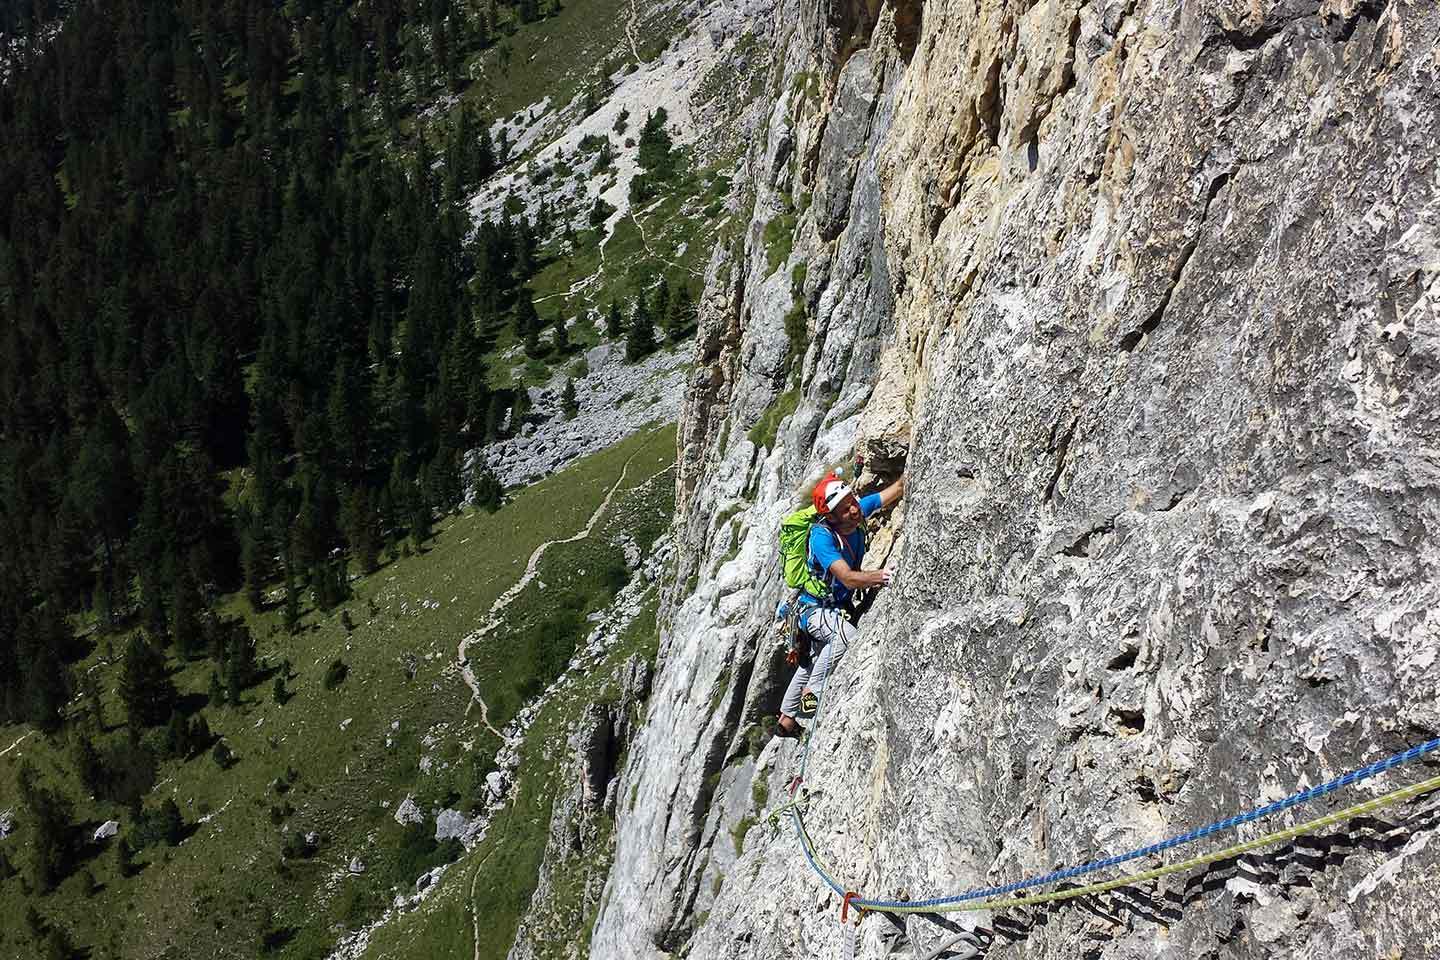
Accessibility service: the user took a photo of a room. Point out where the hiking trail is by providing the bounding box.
[455,443,650,738]
[625,0,642,63]
[0,731,31,758]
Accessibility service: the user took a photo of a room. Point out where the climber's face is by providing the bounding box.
[829,494,862,534]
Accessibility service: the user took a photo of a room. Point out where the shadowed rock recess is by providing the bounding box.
[588,0,1440,958]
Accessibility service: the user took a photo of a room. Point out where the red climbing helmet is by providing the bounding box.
[812,473,854,515]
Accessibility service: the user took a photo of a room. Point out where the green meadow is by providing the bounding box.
[0,425,676,960]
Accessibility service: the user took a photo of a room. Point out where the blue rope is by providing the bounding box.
[844,736,1440,911]
[783,620,1440,912]
[791,807,846,895]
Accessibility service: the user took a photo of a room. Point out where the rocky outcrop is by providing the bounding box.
[502,532,673,960]
[476,341,689,488]
[509,658,652,960]
[595,0,1440,958]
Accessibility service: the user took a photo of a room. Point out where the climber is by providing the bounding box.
[776,471,904,738]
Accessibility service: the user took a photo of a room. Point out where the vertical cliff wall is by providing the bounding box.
[593,0,1440,957]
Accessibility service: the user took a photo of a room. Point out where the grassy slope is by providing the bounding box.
[465,0,627,122]
[0,425,675,960]
[360,465,671,960]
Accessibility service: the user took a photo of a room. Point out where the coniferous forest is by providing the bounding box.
[0,0,535,734]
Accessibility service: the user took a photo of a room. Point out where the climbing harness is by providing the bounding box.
[776,591,809,667]
[777,670,1440,918]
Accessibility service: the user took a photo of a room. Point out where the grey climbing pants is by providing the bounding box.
[780,607,856,717]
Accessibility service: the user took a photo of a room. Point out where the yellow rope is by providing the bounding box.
[862,773,1440,915]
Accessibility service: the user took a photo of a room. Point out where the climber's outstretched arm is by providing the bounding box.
[877,474,905,510]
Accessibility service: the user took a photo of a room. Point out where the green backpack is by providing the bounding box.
[778,506,866,601]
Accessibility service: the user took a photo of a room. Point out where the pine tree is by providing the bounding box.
[283,571,303,635]
[170,564,206,659]
[605,301,623,338]
[670,283,697,341]
[16,762,74,892]
[514,290,541,336]
[523,325,544,358]
[637,109,676,177]
[625,293,657,362]
[189,713,211,754]
[114,837,135,878]
[469,463,503,513]
[341,486,381,575]
[157,797,185,845]
[653,278,671,328]
[511,389,533,430]
[119,634,177,730]
[561,378,579,420]
[551,316,570,355]
[165,710,191,759]
[239,507,267,613]
[72,732,105,795]
[22,640,70,734]
[222,620,258,706]
[485,392,508,442]
[79,671,105,730]
[409,491,433,549]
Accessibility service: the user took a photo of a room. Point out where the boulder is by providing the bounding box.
[433,808,470,842]
[393,795,424,826]
[485,771,508,800]
[415,866,443,894]
[93,820,120,843]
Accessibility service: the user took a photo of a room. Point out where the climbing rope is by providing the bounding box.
[781,679,1440,916]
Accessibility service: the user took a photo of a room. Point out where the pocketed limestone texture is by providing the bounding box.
[592,1,1440,957]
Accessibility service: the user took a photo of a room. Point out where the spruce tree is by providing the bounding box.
[72,732,105,795]
[653,278,671,329]
[470,464,503,513]
[118,634,177,730]
[114,837,135,879]
[165,710,191,759]
[16,762,74,893]
[670,284,697,341]
[561,378,579,419]
[485,393,507,441]
[625,293,657,362]
[523,325,544,358]
[605,301,623,338]
[189,713,211,754]
[157,797,185,845]
[514,290,541,337]
[551,316,570,355]
[169,565,206,659]
[511,389,533,429]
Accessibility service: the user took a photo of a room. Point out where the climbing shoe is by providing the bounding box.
[799,691,819,715]
[773,715,803,739]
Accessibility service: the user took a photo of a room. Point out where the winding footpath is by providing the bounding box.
[455,445,650,739]
[0,731,32,758]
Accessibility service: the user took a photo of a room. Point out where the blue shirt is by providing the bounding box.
[801,492,883,611]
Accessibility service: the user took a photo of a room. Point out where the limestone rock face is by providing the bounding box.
[594,0,1440,958]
